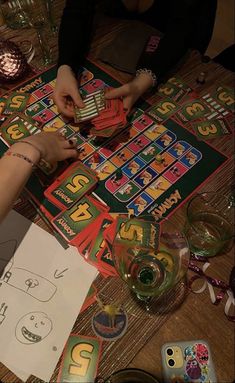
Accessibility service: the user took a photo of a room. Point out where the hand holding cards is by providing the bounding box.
[74,89,127,137]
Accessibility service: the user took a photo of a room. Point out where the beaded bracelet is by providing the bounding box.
[13,140,43,159]
[136,68,157,87]
[4,151,36,168]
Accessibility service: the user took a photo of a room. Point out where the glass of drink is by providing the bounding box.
[18,0,53,69]
[184,192,234,257]
[0,0,28,29]
[112,217,190,303]
[42,0,58,34]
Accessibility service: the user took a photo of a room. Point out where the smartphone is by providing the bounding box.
[161,340,217,382]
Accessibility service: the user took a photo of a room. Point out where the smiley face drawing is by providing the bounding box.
[15,312,52,344]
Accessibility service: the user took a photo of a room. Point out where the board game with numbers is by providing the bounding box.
[0,61,231,225]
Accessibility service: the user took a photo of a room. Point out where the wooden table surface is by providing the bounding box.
[0,1,234,382]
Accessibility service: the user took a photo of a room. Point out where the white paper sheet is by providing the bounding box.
[0,210,98,382]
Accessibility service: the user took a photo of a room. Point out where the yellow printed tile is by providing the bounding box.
[96,161,116,180]
[144,124,167,140]
[145,176,171,199]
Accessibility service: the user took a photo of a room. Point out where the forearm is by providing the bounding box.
[0,143,39,223]
[58,0,95,74]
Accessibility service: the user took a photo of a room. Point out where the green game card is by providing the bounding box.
[57,334,102,383]
[1,115,31,145]
[89,217,113,262]
[50,164,97,209]
[147,98,179,122]
[192,118,231,140]
[167,76,192,92]
[213,86,235,112]
[3,92,30,114]
[176,99,211,123]
[157,81,189,102]
[116,217,160,250]
[52,196,101,242]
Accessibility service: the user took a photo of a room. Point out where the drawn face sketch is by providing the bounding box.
[15,312,52,344]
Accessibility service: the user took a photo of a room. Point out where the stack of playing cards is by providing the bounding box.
[74,89,127,137]
[90,98,127,137]
[44,161,98,210]
[74,90,105,123]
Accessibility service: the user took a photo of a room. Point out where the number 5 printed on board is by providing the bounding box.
[44,162,98,210]
[57,334,102,383]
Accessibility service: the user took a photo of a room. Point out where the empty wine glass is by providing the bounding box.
[18,0,53,69]
[113,217,190,306]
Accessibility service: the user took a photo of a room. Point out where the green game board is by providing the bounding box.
[0,61,228,223]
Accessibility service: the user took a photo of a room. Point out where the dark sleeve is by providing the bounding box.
[58,0,95,74]
[137,0,203,79]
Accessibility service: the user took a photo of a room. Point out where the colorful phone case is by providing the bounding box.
[161,340,217,382]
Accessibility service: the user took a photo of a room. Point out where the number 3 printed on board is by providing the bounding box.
[58,335,102,382]
[197,122,217,136]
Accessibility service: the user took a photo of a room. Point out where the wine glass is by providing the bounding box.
[18,0,53,69]
[112,217,190,304]
[42,0,58,34]
[0,0,29,29]
[184,192,234,257]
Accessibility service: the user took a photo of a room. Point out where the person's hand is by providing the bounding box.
[22,131,78,164]
[53,65,85,118]
[105,72,153,113]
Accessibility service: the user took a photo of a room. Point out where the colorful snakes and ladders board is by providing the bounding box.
[0,61,229,223]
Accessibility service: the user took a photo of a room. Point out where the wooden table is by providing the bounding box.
[0,1,234,382]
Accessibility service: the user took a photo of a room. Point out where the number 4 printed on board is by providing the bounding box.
[52,196,102,242]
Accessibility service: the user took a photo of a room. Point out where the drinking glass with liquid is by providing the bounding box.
[184,192,234,257]
[113,217,190,304]
[0,0,28,29]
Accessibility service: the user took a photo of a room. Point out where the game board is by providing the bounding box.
[0,61,229,225]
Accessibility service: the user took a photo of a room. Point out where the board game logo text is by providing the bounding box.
[55,218,76,237]
[19,77,43,93]
[148,189,182,221]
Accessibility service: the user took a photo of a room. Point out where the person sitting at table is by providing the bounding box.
[0,131,77,223]
[54,0,217,116]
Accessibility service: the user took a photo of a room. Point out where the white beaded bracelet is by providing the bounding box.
[136,68,157,87]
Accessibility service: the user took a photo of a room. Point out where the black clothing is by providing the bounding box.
[214,44,235,72]
[58,0,217,77]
